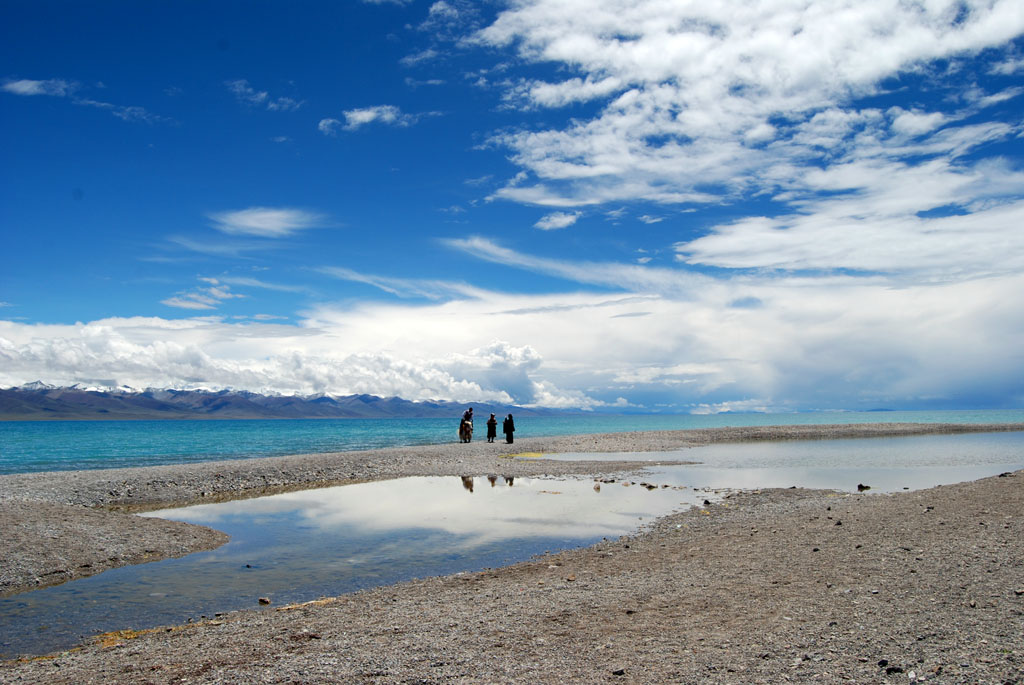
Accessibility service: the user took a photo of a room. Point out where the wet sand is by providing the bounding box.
[1,422,1022,682]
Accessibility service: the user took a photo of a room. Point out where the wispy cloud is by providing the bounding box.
[318,266,483,300]
[400,49,440,67]
[443,236,709,296]
[3,76,167,123]
[345,105,410,129]
[328,105,440,131]
[217,276,312,294]
[318,118,342,135]
[165,236,270,258]
[73,98,168,123]
[208,207,325,238]
[162,278,245,310]
[3,78,76,96]
[225,79,303,111]
[534,211,580,230]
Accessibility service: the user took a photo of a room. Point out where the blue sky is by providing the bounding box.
[2,0,1023,412]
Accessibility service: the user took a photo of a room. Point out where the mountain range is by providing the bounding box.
[0,383,561,421]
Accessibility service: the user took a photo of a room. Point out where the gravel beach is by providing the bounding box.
[1,422,1022,683]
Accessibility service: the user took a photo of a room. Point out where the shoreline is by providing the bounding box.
[0,422,1021,599]
[1,422,1023,681]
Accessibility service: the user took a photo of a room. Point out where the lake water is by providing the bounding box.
[1,430,1021,659]
[2,409,1023,474]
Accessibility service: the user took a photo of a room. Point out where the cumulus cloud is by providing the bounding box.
[208,207,325,238]
[5,254,1022,410]
[0,319,536,404]
[465,0,1024,208]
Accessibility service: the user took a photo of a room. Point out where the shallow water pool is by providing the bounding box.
[546,431,1024,492]
[0,474,703,658]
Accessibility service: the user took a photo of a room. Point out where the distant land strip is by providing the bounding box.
[0,384,556,421]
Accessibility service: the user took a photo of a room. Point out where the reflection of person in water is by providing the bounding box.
[461,475,474,493]
[486,413,497,442]
[502,413,515,444]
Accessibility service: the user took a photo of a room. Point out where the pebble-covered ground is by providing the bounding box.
[1,422,1022,683]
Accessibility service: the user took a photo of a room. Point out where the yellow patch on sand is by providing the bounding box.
[503,452,546,459]
[95,627,168,649]
[276,597,339,611]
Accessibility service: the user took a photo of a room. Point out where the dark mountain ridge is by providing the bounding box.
[0,384,560,421]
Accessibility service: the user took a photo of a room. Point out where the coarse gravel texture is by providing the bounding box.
[1,422,1022,683]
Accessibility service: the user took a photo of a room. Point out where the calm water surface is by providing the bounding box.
[0,474,703,658]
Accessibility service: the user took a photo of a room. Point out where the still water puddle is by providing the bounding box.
[0,474,704,659]
[546,431,1024,493]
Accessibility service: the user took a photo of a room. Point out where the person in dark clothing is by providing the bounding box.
[486,413,497,442]
[502,413,515,444]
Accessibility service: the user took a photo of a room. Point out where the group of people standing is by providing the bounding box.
[461,407,515,444]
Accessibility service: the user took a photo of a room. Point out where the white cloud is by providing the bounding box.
[888,107,948,137]
[225,79,302,111]
[5,257,1022,409]
[342,105,422,130]
[401,49,441,67]
[2,78,76,96]
[467,0,1024,208]
[534,211,580,230]
[162,279,245,310]
[208,207,325,238]
[73,98,167,123]
[675,159,1024,280]
[318,266,483,300]
[3,77,166,123]
[318,118,342,135]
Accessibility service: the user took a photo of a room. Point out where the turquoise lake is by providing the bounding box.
[2,409,1023,474]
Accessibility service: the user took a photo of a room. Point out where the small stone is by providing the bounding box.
[566,574,576,582]
[612,669,626,676]
[258,597,271,605]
